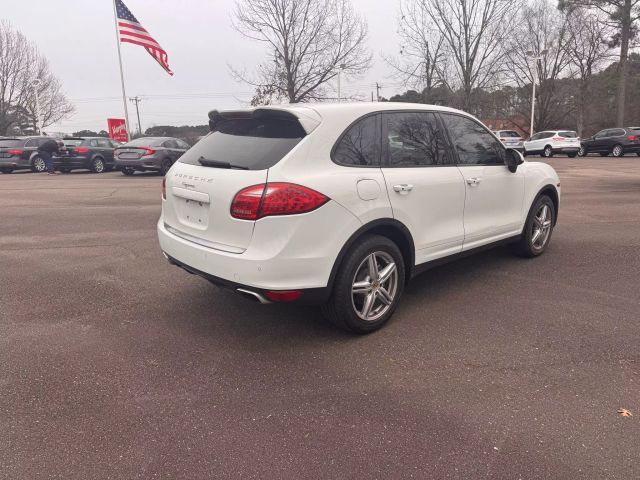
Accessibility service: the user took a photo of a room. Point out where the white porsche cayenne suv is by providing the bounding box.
[158,103,560,333]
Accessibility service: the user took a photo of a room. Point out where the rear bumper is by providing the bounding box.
[157,200,360,300]
[553,146,579,154]
[115,157,161,170]
[0,157,28,168]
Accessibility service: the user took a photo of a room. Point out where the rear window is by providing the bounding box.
[63,139,84,147]
[500,131,520,138]
[0,140,24,148]
[179,117,305,170]
[124,138,165,147]
[558,131,577,138]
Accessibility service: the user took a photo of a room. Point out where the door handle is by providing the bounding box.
[393,184,414,193]
[466,177,482,185]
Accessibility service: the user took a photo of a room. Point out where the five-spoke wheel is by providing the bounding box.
[351,252,398,322]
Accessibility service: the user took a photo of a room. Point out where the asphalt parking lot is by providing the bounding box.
[1,157,639,479]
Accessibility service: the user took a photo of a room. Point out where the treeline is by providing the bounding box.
[387,55,640,136]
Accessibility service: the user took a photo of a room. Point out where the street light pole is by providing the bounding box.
[526,50,548,137]
[336,63,346,102]
[31,78,42,134]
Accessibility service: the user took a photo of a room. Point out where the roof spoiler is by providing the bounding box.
[208,107,321,134]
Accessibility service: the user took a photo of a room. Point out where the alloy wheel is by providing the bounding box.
[33,157,46,172]
[351,251,398,322]
[578,146,585,157]
[544,146,552,158]
[531,204,552,251]
[612,145,623,157]
[93,159,104,173]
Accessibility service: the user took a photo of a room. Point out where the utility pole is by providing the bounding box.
[375,82,381,102]
[525,49,548,136]
[31,78,42,134]
[129,96,143,136]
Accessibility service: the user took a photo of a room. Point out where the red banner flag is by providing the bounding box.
[107,118,128,143]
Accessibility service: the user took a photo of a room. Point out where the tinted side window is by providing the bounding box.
[89,139,98,147]
[440,114,504,165]
[384,112,449,167]
[333,115,379,167]
[177,139,190,149]
[529,133,541,141]
[97,139,110,148]
[610,129,625,137]
[164,139,179,148]
[25,139,39,148]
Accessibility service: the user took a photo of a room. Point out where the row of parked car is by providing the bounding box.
[493,127,640,158]
[0,136,191,175]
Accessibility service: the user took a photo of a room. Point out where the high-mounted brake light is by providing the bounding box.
[7,149,23,155]
[142,148,155,156]
[230,183,329,220]
[74,147,89,153]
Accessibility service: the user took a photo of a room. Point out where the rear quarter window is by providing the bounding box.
[559,131,577,138]
[179,117,306,170]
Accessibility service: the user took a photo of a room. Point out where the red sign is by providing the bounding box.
[107,118,128,143]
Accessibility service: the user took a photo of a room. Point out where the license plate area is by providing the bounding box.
[176,198,209,230]
[120,152,139,159]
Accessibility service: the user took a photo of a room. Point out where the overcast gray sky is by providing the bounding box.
[3,0,403,133]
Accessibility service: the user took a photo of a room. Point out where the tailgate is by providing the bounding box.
[163,163,267,252]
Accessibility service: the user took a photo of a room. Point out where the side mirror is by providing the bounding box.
[505,148,524,173]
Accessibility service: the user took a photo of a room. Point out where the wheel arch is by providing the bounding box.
[531,184,559,226]
[327,218,416,292]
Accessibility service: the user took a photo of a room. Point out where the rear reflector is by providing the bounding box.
[264,290,302,302]
[7,149,23,155]
[230,183,329,220]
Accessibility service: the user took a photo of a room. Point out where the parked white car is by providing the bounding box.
[523,130,580,158]
[493,130,524,151]
[158,103,560,333]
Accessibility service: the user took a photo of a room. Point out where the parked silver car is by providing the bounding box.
[114,137,190,175]
[493,130,524,151]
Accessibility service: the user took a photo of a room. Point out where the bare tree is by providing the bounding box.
[384,0,448,98]
[231,0,371,104]
[0,21,74,135]
[565,9,614,135]
[417,0,513,112]
[503,0,573,130]
[560,0,640,126]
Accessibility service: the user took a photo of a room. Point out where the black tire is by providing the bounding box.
[542,145,553,158]
[567,152,577,158]
[59,167,71,173]
[636,152,640,157]
[90,157,105,173]
[160,158,172,175]
[121,167,135,176]
[578,146,587,157]
[321,234,405,334]
[612,144,624,157]
[31,156,46,173]
[513,195,555,258]
[599,152,608,157]
[0,167,13,174]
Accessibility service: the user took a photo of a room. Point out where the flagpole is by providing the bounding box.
[112,0,131,139]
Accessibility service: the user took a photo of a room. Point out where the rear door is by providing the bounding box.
[380,111,465,263]
[440,113,525,249]
[97,138,113,162]
[592,130,610,152]
[163,113,307,252]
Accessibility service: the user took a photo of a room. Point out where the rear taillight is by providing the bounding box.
[230,183,329,220]
[7,149,23,155]
[142,148,155,156]
[74,147,89,153]
[162,177,166,200]
[628,135,638,141]
[552,136,565,141]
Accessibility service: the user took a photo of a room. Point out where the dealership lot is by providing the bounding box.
[1,158,639,479]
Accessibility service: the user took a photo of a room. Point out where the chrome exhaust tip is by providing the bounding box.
[236,288,272,304]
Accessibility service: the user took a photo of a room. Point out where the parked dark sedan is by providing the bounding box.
[114,137,190,175]
[54,137,119,173]
[0,136,62,174]
[579,127,640,157]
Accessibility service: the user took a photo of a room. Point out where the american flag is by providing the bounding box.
[116,0,173,76]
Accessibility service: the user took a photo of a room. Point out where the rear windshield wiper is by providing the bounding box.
[197,157,248,170]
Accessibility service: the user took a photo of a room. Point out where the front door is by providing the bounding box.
[439,113,525,250]
[380,111,466,264]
